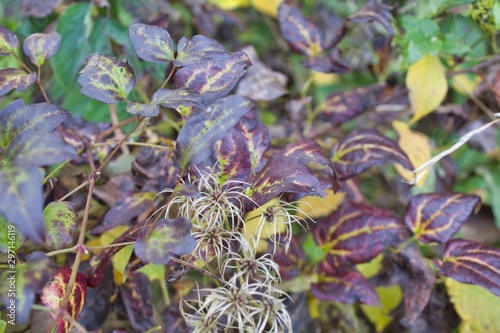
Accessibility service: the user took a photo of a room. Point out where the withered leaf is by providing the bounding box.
[405,193,481,244]
[78,53,136,104]
[121,272,155,332]
[0,68,37,96]
[236,46,288,102]
[174,51,251,104]
[331,129,413,180]
[129,23,175,63]
[435,239,500,297]
[376,244,435,325]
[23,32,61,66]
[313,201,403,265]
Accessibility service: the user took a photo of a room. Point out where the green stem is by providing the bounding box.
[43,159,71,185]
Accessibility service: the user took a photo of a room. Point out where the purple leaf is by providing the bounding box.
[0,68,37,96]
[23,32,61,66]
[129,23,175,63]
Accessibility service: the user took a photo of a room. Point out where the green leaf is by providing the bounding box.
[134,218,196,265]
[446,277,500,333]
[50,3,92,87]
[22,32,61,66]
[442,33,471,56]
[43,201,78,251]
[0,166,44,243]
[406,28,442,64]
[0,24,18,56]
[176,95,255,168]
[0,68,37,96]
[129,23,174,63]
[78,53,136,104]
[0,215,23,253]
[0,252,53,325]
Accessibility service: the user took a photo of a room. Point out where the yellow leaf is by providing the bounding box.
[250,0,282,17]
[446,278,500,333]
[392,120,432,187]
[361,285,402,332]
[312,71,339,86]
[296,189,345,219]
[208,0,250,10]
[111,244,134,285]
[357,253,384,279]
[451,73,480,96]
[244,198,287,252]
[406,54,448,123]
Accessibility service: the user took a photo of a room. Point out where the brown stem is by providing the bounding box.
[170,256,233,287]
[37,65,51,104]
[109,104,130,154]
[160,64,176,89]
[96,118,144,173]
[447,55,500,77]
[96,116,137,141]
[59,145,98,317]
[13,53,32,73]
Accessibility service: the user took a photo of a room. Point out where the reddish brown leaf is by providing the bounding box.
[405,193,481,244]
[23,32,61,66]
[131,147,179,189]
[331,129,413,180]
[0,68,37,96]
[316,84,386,126]
[234,113,270,174]
[435,239,500,297]
[313,201,403,265]
[40,267,88,333]
[248,155,326,208]
[174,51,251,105]
[278,3,324,56]
[312,254,379,305]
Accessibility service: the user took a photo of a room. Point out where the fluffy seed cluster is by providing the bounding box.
[159,169,311,332]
